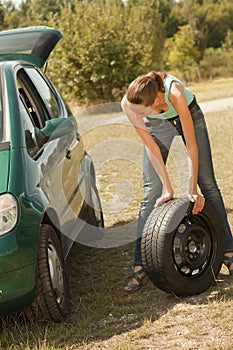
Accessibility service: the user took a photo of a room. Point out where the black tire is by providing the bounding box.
[78,184,104,244]
[25,224,69,322]
[141,198,224,296]
[86,184,104,228]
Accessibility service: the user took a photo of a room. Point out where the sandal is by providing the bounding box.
[223,254,233,276]
[124,266,146,292]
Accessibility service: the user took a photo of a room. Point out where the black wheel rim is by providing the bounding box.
[173,214,212,277]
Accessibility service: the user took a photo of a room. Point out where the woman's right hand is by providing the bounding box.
[155,191,174,207]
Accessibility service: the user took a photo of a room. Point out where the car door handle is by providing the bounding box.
[66,149,72,160]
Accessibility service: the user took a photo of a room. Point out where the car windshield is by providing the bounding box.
[0,32,39,54]
[0,27,63,68]
[0,32,44,67]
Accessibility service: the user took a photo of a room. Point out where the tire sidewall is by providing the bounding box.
[27,224,70,322]
[141,198,224,295]
[43,225,69,317]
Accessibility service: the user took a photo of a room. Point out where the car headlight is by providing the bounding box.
[0,193,18,236]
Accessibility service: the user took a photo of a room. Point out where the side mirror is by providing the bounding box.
[36,118,75,147]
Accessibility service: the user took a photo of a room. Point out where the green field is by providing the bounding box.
[1,79,233,350]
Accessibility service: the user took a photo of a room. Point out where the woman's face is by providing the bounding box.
[129,103,154,118]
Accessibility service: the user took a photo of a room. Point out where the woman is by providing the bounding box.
[121,71,233,292]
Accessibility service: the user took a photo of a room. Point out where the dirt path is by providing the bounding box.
[198,97,233,113]
[75,97,233,132]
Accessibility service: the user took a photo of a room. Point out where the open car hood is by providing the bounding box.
[0,26,63,68]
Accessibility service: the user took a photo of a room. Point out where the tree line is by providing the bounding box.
[1,0,233,104]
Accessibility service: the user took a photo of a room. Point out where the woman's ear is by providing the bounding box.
[154,91,164,104]
[153,97,160,106]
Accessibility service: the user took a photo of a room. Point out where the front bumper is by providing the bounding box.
[0,263,35,316]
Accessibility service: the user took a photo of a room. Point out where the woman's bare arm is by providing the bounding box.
[121,96,173,206]
[169,82,205,214]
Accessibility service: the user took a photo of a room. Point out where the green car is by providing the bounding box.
[0,26,104,321]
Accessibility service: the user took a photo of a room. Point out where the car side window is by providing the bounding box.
[24,67,61,119]
[17,69,47,128]
[20,98,39,157]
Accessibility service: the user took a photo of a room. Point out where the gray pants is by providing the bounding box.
[134,102,233,266]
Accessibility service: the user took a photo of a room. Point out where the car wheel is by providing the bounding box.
[141,198,224,296]
[25,224,69,322]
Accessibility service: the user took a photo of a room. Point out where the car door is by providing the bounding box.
[17,66,85,235]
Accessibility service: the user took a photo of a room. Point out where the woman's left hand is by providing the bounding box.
[188,192,205,214]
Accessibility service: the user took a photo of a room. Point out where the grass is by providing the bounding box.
[187,77,233,102]
[1,79,233,350]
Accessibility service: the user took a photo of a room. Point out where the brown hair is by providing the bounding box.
[126,71,165,107]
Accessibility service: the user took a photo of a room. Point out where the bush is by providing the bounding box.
[199,47,233,79]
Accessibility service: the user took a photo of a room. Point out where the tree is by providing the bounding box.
[202,0,233,48]
[1,0,232,102]
[125,0,165,71]
[165,24,200,81]
[1,1,20,29]
[25,0,64,25]
[47,0,165,104]
[0,2,5,30]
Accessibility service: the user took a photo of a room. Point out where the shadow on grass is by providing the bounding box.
[1,224,232,349]
[56,231,233,347]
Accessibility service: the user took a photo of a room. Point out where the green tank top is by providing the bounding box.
[148,74,194,119]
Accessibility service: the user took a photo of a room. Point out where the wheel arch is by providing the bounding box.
[41,206,62,242]
[83,151,96,187]
[79,152,96,215]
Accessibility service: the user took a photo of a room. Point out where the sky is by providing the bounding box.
[9,0,22,7]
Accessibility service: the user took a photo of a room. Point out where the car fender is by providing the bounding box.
[41,206,62,241]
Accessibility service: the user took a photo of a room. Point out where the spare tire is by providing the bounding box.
[141,198,224,296]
